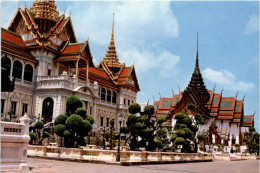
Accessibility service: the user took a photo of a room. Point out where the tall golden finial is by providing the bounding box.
[111,12,115,45]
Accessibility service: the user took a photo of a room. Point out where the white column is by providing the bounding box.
[221,139,224,144]
[212,134,215,144]
[228,134,232,147]
[235,135,239,144]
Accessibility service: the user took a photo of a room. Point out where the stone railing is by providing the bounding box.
[213,153,259,161]
[1,114,31,171]
[35,75,94,91]
[28,145,213,163]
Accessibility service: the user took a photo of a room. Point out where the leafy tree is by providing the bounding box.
[54,114,68,125]
[172,107,206,153]
[144,105,154,117]
[54,96,94,147]
[7,109,14,122]
[75,107,87,119]
[128,103,141,114]
[66,95,82,115]
[29,121,49,145]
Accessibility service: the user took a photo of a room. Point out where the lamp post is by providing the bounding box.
[116,115,123,162]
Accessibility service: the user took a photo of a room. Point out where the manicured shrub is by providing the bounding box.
[120,126,129,134]
[86,115,94,125]
[144,105,155,116]
[29,132,37,141]
[43,131,50,138]
[156,116,166,125]
[66,95,82,114]
[249,126,256,132]
[54,113,68,125]
[75,107,87,119]
[128,103,141,114]
[126,114,138,126]
[110,119,115,127]
[174,137,185,145]
[78,120,92,136]
[197,134,207,141]
[66,114,83,132]
[155,140,163,149]
[63,130,72,137]
[54,124,66,136]
[186,103,197,110]
[170,134,177,142]
[134,122,143,130]
[35,121,44,129]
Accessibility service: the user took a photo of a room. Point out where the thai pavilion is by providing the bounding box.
[153,37,254,147]
[1,0,140,142]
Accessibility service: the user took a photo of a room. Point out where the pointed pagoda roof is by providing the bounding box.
[101,13,121,70]
[29,0,59,22]
[186,33,210,103]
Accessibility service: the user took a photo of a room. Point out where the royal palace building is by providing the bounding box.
[153,38,254,147]
[1,0,140,136]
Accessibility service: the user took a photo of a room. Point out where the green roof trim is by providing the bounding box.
[213,96,218,105]
[220,100,232,108]
[174,97,179,105]
[235,103,240,111]
[155,103,159,110]
[243,117,251,122]
[162,100,172,108]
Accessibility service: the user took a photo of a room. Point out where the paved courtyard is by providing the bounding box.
[9,158,259,173]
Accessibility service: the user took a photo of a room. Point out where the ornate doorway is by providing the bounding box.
[42,97,54,123]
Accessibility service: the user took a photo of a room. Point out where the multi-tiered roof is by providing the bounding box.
[153,36,254,127]
[2,0,140,92]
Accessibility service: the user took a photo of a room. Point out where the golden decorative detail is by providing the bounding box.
[29,0,59,22]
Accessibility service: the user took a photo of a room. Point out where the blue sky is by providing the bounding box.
[1,1,259,131]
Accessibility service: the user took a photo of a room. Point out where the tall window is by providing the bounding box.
[112,92,117,104]
[90,106,92,115]
[98,87,101,96]
[22,103,28,116]
[48,69,51,76]
[100,117,103,126]
[12,60,22,79]
[1,99,5,113]
[11,101,17,115]
[106,118,109,127]
[24,64,33,82]
[101,88,106,101]
[107,90,111,102]
[124,99,126,105]
[2,57,11,77]
[128,100,130,105]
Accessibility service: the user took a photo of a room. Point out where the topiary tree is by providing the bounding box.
[54,96,94,148]
[75,107,87,119]
[30,120,49,145]
[66,95,82,115]
[29,132,37,144]
[128,103,141,114]
[7,109,14,122]
[54,114,68,125]
[172,109,206,153]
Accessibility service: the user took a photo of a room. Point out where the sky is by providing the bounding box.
[1,0,259,131]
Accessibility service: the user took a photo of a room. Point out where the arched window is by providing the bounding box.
[107,90,111,102]
[24,64,33,82]
[12,60,22,79]
[101,88,106,101]
[2,57,11,77]
[112,92,117,104]
[42,97,54,123]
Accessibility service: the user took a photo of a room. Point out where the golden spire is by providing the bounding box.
[30,0,59,22]
[102,13,121,71]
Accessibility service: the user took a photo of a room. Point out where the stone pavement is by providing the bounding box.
[6,158,260,173]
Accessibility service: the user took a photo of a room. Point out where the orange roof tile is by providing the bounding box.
[63,43,84,53]
[1,28,25,47]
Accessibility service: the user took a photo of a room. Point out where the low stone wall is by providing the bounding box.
[213,153,259,161]
[28,145,213,164]
[1,114,31,171]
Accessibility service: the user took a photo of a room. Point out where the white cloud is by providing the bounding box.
[118,47,180,78]
[66,1,180,78]
[244,13,259,35]
[202,68,254,92]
